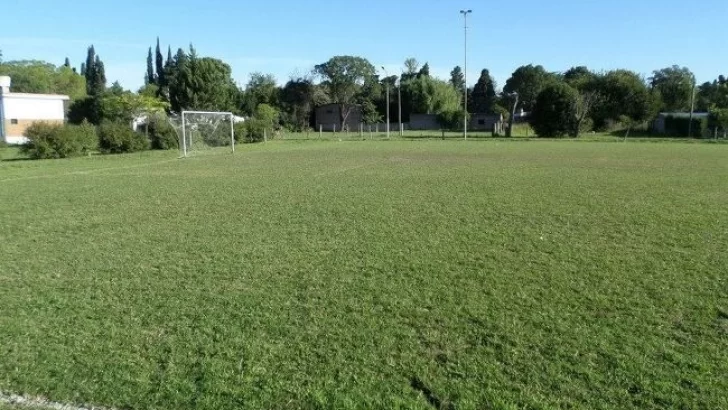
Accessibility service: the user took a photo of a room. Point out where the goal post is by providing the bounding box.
[172,111,236,157]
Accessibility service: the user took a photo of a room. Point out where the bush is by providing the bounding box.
[97,121,150,154]
[239,119,267,143]
[530,83,579,138]
[146,115,179,150]
[437,110,467,130]
[21,121,98,159]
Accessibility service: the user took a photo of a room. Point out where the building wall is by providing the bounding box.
[410,114,440,130]
[315,104,363,132]
[1,94,68,144]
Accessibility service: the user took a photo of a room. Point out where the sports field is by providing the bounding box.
[1,140,727,409]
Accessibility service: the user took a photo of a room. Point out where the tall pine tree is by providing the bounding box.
[64,57,71,68]
[470,69,497,114]
[155,37,165,87]
[93,55,107,95]
[146,47,155,85]
[84,45,96,92]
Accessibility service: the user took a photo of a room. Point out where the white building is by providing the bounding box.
[0,76,70,145]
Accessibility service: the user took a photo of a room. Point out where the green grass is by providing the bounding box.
[1,140,727,410]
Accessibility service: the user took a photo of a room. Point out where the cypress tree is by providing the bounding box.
[84,45,96,91]
[146,47,155,85]
[155,37,165,87]
[94,55,107,94]
[64,57,71,68]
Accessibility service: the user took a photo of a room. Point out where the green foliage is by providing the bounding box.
[591,70,652,130]
[97,121,150,153]
[504,64,560,111]
[167,46,237,113]
[437,109,467,129]
[279,77,324,131]
[145,47,155,85]
[67,96,102,125]
[709,106,728,132]
[241,72,279,116]
[650,66,695,112]
[146,114,178,150]
[404,75,461,115]
[531,82,579,137]
[449,66,465,91]
[155,38,165,87]
[20,121,97,159]
[470,69,497,113]
[83,46,106,97]
[101,93,169,124]
[0,60,86,100]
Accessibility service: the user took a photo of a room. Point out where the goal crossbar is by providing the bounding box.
[180,111,235,157]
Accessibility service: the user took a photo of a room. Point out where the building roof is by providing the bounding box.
[0,92,70,101]
[657,112,709,119]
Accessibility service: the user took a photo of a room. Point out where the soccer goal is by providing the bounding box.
[169,111,235,157]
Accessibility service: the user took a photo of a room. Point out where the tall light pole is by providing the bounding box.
[460,9,472,140]
[398,76,403,136]
[381,66,390,139]
[688,77,696,138]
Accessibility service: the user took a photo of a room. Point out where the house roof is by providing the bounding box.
[657,112,709,119]
[0,92,70,101]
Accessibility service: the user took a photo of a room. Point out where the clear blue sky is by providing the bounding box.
[2,0,726,91]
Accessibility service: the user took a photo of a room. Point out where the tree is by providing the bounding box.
[101,93,169,124]
[503,64,558,112]
[108,81,125,96]
[418,63,430,78]
[63,57,71,68]
[313,55,376,129]
[530,82,579,138]
[146,47,155,85]
[403,57,420,80]
[280,76,325,131]
[167,46,237,113]
[241,72,279,116]
[650,66,695,112]
[470,69,497,113]
[564,66,598,91]
[155,38,165,88]
[450,66,465,91]
[591,70,653,133]
[709,106,728,137]
[0,60,86,100]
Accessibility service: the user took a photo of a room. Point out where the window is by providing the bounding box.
[326,109,333,114]
[478,119,485,125]
[10,119,18,125]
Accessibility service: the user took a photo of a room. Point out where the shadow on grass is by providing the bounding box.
[410,377,455,410]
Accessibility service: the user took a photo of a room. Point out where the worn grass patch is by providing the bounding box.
[1,140,727,409]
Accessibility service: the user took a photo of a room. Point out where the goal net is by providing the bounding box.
[169,111,235,157]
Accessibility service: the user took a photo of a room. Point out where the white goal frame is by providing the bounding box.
[180,110,235,157]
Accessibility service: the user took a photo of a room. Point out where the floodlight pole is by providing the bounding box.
[382,66,391,139]
[688,79,696,138]
[398,77,403,136]
[460,9,472,140]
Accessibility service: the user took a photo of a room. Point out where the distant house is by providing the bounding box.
[315,103,362,132]
[653,112,710,136]
[410,114,440,130]
[0,76,70,144]
[469,113,504,132]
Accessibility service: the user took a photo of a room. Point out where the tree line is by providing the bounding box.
[1,42,727,139]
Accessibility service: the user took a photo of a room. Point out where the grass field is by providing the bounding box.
[1,140,727,410]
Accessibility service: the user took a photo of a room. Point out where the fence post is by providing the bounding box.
[264,129,267,142]
[360,123,363,139]
[319,124,322,139]
[333,124,336,134]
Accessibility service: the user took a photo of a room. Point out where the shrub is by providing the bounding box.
[530,83,579,138]
[241,119,266,143]
[21,121,98,159]
[146,115,179,150]
[97,121,150,154]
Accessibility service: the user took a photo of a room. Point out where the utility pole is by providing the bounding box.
[381,66,390,139]
[398,78,403,136]
[688,78,696,138]
[460,9,472,140]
